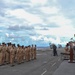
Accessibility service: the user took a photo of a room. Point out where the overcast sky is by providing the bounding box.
[0,0,75,47]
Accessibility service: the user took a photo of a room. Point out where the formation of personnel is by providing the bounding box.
[0,42,36,67]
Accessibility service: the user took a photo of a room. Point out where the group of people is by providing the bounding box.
[0,42,36,67]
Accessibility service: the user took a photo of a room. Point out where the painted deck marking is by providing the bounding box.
[41,70,47,75]
[51,62,56,67]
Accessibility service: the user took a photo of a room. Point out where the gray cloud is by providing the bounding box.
[7,25,34,31]
[35,23,59,28]
[0,11,6,17]
[29,33,36,36]
[22,26,34,30]
[7,25,20,31]
[41,27,49,30]
[1,0,31,10]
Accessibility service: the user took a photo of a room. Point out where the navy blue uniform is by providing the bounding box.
[53,44,58,56]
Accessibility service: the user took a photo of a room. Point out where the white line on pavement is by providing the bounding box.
[51,62,56,67]
[36,54,42,55]
[37,54,47,55]
[41,70,47,75]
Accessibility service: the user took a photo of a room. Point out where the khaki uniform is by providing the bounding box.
[16,47,20,64]
[9,46,15,66]
[20,47,24,63]
[1,45,6,65]
[23,47,26,60]
[31,45,34,60]
[0,45,3,65]
[64,46,70,53]
[21,47,24,63]
[34,45,36,59]
[5,46,10,64]
[25,47,29,62]
[28,46,30,61]
[16,47,22,64]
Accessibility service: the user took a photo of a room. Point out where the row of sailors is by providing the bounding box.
[0,42,36,67]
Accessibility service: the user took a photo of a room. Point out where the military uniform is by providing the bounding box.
[23,47,26,60]
[52,44,58,56]
[9,45,15,66]
[25,46,29,62]
[16,45,20,64]
[1,43,6,65]
[34,45,36,59]
[31,45,34,60]
[0,45,3,65]
[20,46,24,63]
[28,46,30,61]
[16,45,22,64]
[24,46,27,61]
[21,46,24,63]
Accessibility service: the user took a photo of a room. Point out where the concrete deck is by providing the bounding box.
[53,60,75,75]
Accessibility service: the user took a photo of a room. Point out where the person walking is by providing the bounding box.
[52,44,58,56]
